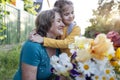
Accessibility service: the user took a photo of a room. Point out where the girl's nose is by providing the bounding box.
[69,14,73,18]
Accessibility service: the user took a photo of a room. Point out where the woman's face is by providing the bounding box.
[48,12,64,37]
[62,5,75,26]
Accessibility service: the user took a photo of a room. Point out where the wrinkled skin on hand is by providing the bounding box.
[28,29,43,43]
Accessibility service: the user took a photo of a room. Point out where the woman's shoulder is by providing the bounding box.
[23,40,43,49]
[21,40,45,56]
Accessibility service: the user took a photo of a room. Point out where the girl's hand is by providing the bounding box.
[29,29,36,39]
[30,34,43,43]
[29,29,43,43]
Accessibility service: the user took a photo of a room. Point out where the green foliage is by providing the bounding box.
[84,0,120,38]
[0,0,10,3]
[24,0,37,15]
[0,3,9,41]
[0,44,21,80]
[0,0,37,15]
[0,0,37,44]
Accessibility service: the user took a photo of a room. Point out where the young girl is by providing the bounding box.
[30,0,81,56]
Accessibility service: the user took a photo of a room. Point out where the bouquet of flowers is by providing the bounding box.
[50,33,117,80]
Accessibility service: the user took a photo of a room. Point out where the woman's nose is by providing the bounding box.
[60,21,65,27]
[61,22,65,27]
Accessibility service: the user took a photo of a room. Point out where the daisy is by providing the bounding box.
[92,75,100,80]
[77,60,96,77]
[93,58,109,71]
[103,68,116,79]
[108,76,116,80]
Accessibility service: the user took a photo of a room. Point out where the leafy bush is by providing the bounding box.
[0,44,21,80]
[84,1,120,38]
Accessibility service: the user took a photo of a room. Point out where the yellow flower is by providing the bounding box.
[91,34,110,60]
[78,43,84,49]
[108,54,113,60]
[115,48,120,59]
[110,61,118,66]
[75,49,92,62]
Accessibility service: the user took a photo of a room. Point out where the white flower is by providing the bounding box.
[92,75,100,80]
[59,53,71,62]
[107,44,115,57]
[104,67,116,79]
[53,63,70,76]
[99,75,107,80]
[50,53,73,76]
[93,58,109,71]
[107,76,116,80]
[50,55,59,66]
[77,60,97,77]
[75,49,92,62]
[59,53,73,70]
[69,36,92,50]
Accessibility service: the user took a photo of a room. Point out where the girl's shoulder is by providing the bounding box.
[67,22,80,34]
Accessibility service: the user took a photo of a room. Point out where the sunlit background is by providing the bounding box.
[41,0,99,34]
[13,0,120,35]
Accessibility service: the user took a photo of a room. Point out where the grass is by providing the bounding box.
[0,44,21,80]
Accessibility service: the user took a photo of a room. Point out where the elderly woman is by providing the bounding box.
[13,8,64,80]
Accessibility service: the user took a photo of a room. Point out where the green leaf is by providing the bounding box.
[3,10,10,15]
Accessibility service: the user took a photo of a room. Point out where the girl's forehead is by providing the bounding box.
[62,5,74,12]
[63,5,74,11]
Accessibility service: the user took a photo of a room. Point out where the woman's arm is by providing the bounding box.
[22,63,37,80]
[21,41,41,80]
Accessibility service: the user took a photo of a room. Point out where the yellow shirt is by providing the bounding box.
[44,25,81,56]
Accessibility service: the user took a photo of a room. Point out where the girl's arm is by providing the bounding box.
[43,26,80,48]
[29,26,80,48]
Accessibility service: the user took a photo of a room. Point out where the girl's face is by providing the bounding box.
[48,12,64,38]
[62,5,75,26]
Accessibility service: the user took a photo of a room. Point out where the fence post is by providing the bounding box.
[17,9,20,43]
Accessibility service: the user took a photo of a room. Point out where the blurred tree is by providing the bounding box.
[0,0,38,44]
[0,1,10,42]
[0,0,38,15]
[84,0,120,38]
[24,0,37,15]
